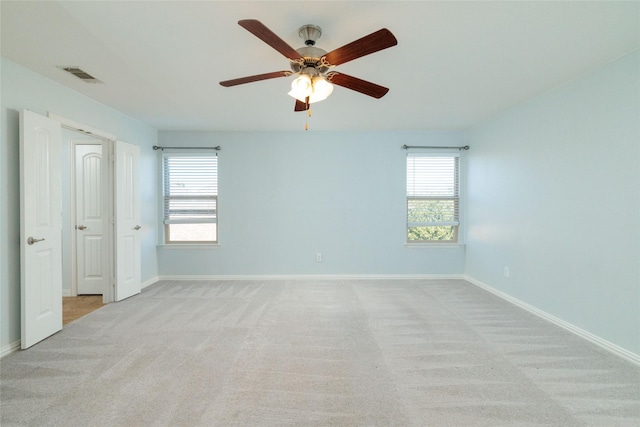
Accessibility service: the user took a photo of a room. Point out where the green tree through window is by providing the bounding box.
[406,153,459,243]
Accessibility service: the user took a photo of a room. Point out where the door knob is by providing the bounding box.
[27,237,45,245]
[133,225,141,230]
[76,225,87,230]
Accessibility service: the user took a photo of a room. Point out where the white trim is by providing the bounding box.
[68,134,77,297]
[68,134,114,302]
[157,244,219,249]
[62,289,72,297]
[105,141,116,304]
[47,113,116,141]
[157,274,465,281]
[1,340,21,358]
[142,276,159,290]
[405,243,465,248]
[56,118,117,304]
[464,275,640,367]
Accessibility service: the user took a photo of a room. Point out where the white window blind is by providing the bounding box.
[406,153,460,242]
[163,154,217,243]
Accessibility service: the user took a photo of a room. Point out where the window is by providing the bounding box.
[406,152,460,243]
[162,153,218,243]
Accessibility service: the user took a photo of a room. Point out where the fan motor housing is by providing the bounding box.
[290,46,329,73]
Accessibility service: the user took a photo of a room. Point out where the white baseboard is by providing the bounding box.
[141,276,159,290]
[1,340,21,358]
[9,275,637,367]
[157,274,465,281]
[463,275,640,367]
[3,278,159,358]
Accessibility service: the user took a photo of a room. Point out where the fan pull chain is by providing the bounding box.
[304,97,311,131]
[305,107,312,130]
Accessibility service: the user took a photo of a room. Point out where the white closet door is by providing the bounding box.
[115,140,141,301]
[75,143,108,295]
[20,110,62,349]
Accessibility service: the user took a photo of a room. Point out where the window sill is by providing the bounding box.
[157,244,219,250]
[405,243,465,248]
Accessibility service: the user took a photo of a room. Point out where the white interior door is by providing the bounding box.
[20,110,62,349]
[115,140,141,301]
[75,143,108,295]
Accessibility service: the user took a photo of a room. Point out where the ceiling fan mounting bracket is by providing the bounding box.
[298,24,322,46]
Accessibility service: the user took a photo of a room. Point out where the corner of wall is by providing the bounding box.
[463,275,640,367]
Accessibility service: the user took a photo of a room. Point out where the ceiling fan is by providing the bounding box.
[219,20,398,112]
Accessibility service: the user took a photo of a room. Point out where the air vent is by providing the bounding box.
[57,66,102,83]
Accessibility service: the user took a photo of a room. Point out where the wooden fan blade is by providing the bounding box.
[326,72,389,98]
[323,28,397,67]
[219,71,291,87]
[238,19,303,60]
[294,98,310,112]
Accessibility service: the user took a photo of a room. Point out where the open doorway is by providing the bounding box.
[63,296,105,325]
[21,111,141,347]
[61,128,112,322]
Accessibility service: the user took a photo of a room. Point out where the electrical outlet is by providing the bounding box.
[316,253,322,262]
[504,267,510,277]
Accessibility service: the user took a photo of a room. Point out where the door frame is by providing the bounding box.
[50,113,117,304]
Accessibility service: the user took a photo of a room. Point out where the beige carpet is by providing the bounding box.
[2,279,639,426]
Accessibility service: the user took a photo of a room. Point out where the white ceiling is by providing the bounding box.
[2,1,638,131]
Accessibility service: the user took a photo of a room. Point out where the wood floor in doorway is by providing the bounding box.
[63,295,104,325]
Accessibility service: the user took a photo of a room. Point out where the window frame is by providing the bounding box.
[161,151,218,245]
[406,151,461,244]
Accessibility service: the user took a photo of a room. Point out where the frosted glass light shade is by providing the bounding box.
[288,74,334,104]
[287,74,312,102]
[308,76,333,103]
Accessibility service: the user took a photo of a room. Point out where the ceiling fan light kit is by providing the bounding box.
[219,19,397,128]
[309,76,333,102]
[288,73,312,100]
[287,70,334,104]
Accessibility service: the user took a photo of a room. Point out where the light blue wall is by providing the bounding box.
[464,50,640,355]
[4,48,637,361]
[0,57,159,351]
[157,130,467,276]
